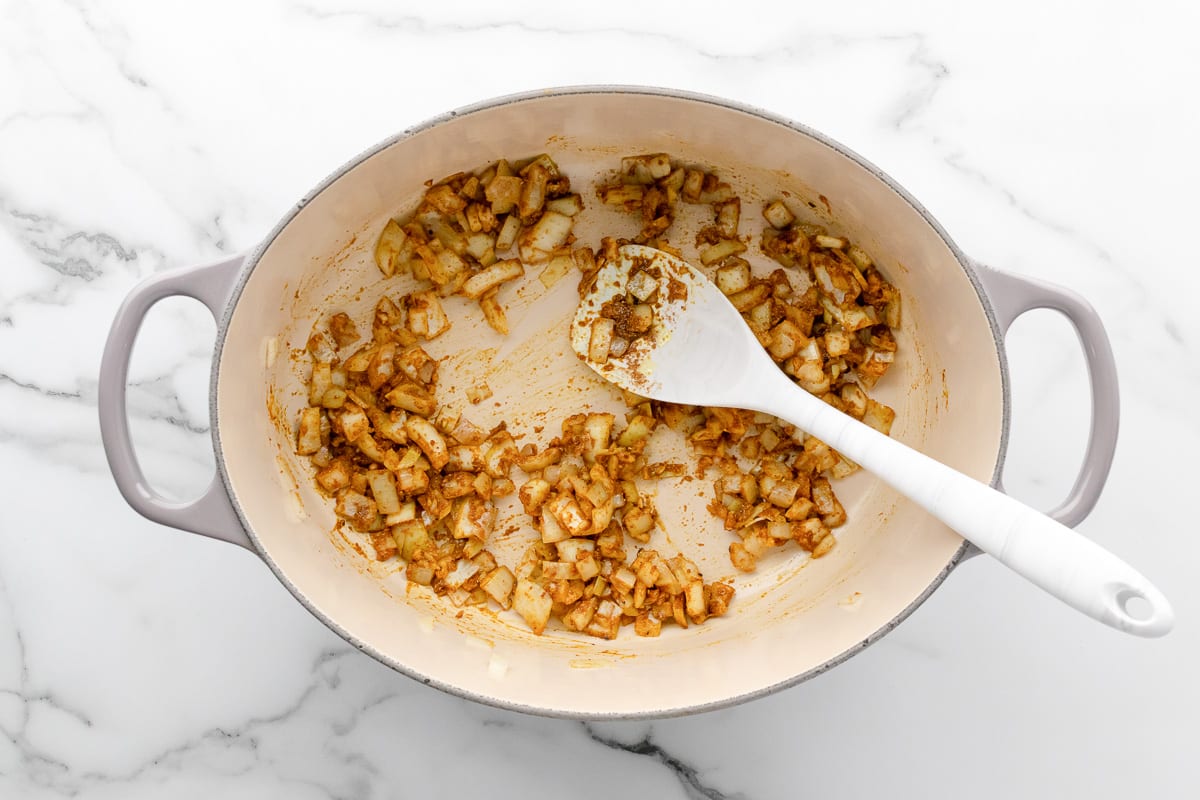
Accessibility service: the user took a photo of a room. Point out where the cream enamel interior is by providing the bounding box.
[215,91,1004,717]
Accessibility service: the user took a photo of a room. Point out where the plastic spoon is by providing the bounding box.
[570,244,1173,637]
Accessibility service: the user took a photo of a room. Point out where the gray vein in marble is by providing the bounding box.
[863,34,1197,378]
[0,385,212,482]
[480,717,512,728]
[0,194,230,312]
[126,376,210,435]
[291,2,938,75]
[0,202,215,443]
[291,4,741,59]
[940,148,1195,355]
[312,646,357,673]
[327,691,396,740]
[0,425,103,464]
[64,0,151,91]
[582,722,743,800]
[0,570,95,792]
[1162,318,1183,345]
[844,28,1186,353]
[0,373,84,401]
[8,208,137,281]
[0,371,209,439]
[0,7,236,264]
[0,109,101,136]
[0,201,156,317]
[208,212,231,253]
[889,36,949,130]
[0,206,220,449]
[66,683,327,794]
[46,649,404,800]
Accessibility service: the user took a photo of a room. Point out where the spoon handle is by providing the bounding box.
[758,372,1173,637]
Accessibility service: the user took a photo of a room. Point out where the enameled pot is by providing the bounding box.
[98,87,1119,718]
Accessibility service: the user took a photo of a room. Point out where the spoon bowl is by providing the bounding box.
[572,245,776,409]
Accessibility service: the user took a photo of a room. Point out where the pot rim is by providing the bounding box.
[209,84,1010,719]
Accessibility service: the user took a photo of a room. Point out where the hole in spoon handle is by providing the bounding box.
[1109,584,1173,637]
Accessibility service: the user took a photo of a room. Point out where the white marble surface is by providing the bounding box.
[2,1,1197,797]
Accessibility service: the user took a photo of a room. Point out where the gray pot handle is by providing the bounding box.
[971,260,1120,529]
[98,254,252,550]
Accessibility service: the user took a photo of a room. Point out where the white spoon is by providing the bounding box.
[571,244,1173,637]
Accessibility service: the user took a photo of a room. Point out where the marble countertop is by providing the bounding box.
[2,1,1197,797]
